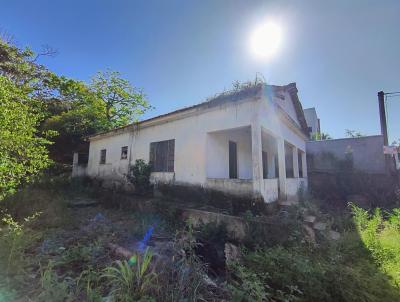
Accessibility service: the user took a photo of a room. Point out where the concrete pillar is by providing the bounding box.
[277,138,287,199]
[73,152,79,166]
[251,124,263,195]
[293,146,299,178]
[302,152,308,178]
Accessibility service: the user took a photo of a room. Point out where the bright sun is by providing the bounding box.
[250,21,283,59]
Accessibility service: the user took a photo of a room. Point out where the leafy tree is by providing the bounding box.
[43,71,151,162]
[90,70,151,128]
[0,38,56,100]
[345,129,364,138]
[0,76,51,200]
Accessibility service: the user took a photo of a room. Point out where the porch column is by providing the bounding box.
[251,124,263,195]
[73,152,79,166]
[302,152,308,178]
[293,147,299,178]
[277,138,287,199]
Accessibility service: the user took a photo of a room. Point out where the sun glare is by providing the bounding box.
[250,21,283,60]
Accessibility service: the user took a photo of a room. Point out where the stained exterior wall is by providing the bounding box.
[306,135,386,173]
[84,84,309,202]
[88,96,259,184]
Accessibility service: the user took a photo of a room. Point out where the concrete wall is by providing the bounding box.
[306,135,386,173]
[262,179,279,202]
[286,178,307,199]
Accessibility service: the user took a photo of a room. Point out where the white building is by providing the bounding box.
[304,107,320,138]
[74,83,310,202]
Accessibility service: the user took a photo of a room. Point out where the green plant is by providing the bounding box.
[102,248,156,301]
[0,212,41,284]
[76,267,103,302]
[0,75,52,200]
[351,204,400,287]
[162,220,212,301]
[37,261,73,302]
[127,159,152,195]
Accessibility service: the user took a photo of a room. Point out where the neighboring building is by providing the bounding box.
[73,83,310,202]
[306,135,388,174]
[304,107,320,138]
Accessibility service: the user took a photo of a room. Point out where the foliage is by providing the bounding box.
[0,212,42,284]
[161,221,214,301]
[127,159,152,195]
[345,129,365,138]
[36,261,73,302]
[101,248,156,302]
[229,241,399,302]
[0,76,52,200]
[352,204,400,286]
[91,70,151,127]
[310,132,332,141]
[0,38,55,98]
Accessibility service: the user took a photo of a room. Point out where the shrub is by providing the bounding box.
[127,159,152,195]
[101,248,156,301]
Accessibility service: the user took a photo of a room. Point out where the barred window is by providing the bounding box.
[149,139,175,172]
[121,146,128,160]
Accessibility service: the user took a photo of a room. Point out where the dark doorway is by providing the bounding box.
[229,141,237,179]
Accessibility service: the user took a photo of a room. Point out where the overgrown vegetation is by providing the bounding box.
[127,159,152,195]
[1,177,400,301]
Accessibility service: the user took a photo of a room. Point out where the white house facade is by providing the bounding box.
[74,83,309,202]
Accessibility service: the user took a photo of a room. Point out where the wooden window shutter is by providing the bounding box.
[149,142,156,171]
[167,139,175,172]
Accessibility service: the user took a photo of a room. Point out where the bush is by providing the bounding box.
[127,159,152,195]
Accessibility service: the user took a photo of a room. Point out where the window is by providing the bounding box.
[229,141,238,179]
[121,146,128,160]
[262,151,268,179]
[285,143,294,178]
[149,139,175,172]
[100,149,106,164]
[308,126,313,133]
[298,150,303,178]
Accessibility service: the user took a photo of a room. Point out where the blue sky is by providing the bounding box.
[1,0,399,142]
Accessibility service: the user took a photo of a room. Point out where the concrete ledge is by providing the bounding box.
[205,178,253,197]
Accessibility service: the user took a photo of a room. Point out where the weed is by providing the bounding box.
[36,261,73,302]
[101,248,156,301]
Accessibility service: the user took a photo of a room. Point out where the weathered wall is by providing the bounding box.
[206,127,252,179]
[86,84,309,202]
[306,135,386,173]
[88,95,260,186]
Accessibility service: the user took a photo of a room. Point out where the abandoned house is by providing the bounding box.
[73,82,310,202]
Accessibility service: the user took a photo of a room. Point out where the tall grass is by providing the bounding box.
[352,204,400,287]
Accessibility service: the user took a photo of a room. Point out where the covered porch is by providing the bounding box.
[205,125,307,202]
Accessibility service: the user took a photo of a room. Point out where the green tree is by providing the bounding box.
[90,70,151,128]
[0,76,51,200]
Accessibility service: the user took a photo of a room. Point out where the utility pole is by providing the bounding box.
[378,91,389,146]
